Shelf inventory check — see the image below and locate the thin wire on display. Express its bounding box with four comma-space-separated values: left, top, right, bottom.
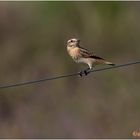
0, 61, 140, 89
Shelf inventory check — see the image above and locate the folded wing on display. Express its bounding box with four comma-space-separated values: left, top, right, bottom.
79, 47, 104, 60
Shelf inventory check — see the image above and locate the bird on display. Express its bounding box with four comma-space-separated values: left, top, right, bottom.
66, 38, 115, 77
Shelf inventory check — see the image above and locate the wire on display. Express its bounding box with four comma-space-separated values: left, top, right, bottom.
0, 61, 140, 89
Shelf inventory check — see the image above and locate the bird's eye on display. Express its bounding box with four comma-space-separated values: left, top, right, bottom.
70, 40, 73, 42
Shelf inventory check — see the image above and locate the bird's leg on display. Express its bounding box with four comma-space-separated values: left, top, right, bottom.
78, 70, 84, 77
83, 67, 91, 76
78, 67, 91, 77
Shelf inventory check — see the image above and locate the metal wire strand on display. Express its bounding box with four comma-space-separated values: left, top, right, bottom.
0, 61, 140, 89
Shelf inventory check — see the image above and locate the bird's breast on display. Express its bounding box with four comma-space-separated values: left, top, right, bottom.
67, 47, 81, 61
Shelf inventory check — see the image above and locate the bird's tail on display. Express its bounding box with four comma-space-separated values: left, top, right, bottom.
104, 61, 115, 66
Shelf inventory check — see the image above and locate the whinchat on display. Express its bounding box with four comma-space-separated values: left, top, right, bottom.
67, 38, 115, 76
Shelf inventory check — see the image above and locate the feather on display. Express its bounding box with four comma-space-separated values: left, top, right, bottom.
79, 46, 104, 60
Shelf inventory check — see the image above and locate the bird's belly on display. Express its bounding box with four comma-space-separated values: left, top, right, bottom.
75, 58, 96, 64
75, 58, 86, 63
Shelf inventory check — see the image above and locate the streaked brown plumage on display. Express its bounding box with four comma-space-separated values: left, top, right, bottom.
67, 38, 115, 76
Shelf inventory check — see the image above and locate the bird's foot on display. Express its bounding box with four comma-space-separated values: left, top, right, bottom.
78, 69, 91, 77
84, 69, 90, 76
78, 70, 84, 77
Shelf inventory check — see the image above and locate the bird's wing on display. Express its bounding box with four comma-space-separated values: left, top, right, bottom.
79, 47, 104, 60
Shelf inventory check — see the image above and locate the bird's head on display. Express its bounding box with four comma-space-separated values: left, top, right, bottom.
67, 38, 80, 48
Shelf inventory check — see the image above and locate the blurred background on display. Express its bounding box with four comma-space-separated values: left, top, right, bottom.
0, 1, 140, 138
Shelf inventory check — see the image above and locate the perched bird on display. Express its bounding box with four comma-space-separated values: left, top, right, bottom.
67, 38, 115, 76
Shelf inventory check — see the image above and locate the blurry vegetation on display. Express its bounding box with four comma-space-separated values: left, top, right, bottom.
0, 1, 140, 138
